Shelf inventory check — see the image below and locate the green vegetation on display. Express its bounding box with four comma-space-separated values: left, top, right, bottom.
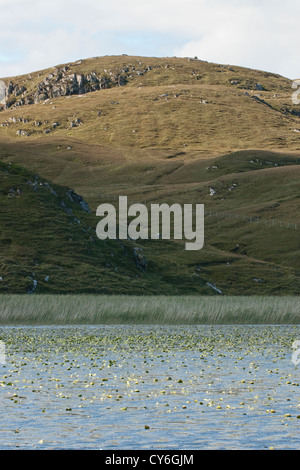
0, 294, 299, 324
0, 161, 162, 295
0, 56, 299, 296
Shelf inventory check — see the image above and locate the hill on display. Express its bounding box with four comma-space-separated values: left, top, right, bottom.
0, 160, 186, 295
0, 55, 299, 295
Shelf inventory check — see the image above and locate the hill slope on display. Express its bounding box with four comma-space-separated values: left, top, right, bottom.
1, 55, 300, 153
0, 55, 299, 295
1, 161, 193, 294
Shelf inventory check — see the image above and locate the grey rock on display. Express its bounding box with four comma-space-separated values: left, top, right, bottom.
206, 282, 222, 294
60, 200, 73, 215
133, 247, 147, 271
66, 189, 91, 213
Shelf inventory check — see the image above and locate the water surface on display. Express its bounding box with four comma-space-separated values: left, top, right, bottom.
0, 325, 299, 449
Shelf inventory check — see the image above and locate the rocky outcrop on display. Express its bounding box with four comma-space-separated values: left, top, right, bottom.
33, 67, 112, 103
66, 189, 91, 213
133, 247, 147, 271
6, 81, 27, 98
25, 175, 91, 214
2, 62, 154, 110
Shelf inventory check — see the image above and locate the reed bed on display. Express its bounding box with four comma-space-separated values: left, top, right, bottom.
0, 294, 299, 325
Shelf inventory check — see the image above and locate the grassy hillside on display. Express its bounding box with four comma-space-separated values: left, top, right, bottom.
1, 160, 195, 295
0, 55, 299, 295
1, 55, 300, 153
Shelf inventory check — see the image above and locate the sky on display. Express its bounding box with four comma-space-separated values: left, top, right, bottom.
0, 0, 300, 79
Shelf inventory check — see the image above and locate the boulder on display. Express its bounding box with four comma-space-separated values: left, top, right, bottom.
133, 247, 147, 271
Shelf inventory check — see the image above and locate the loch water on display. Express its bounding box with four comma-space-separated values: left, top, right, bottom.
0, 324, 299, 450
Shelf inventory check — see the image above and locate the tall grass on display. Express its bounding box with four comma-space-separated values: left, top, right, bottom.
0, 295, 299, 325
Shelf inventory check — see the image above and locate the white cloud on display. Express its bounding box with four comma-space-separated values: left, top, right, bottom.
0, 0, 299, 78
174, 1, 300, 78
